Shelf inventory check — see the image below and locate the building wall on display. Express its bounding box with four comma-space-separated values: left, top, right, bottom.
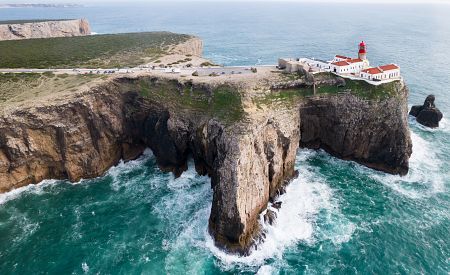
332, 62, 364, 74
360, 69, 400, 81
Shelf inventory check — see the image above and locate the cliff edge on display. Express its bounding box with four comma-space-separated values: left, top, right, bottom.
0, 19, 91, 41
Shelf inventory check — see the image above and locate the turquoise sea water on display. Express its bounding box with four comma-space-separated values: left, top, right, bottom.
0, 2, 449, 274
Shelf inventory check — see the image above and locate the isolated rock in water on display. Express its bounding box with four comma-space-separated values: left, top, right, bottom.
409, 95, 443, 128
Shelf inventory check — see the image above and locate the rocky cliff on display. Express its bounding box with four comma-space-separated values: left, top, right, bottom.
0, 73, 412, 255
0, 19, 91, 41
299, 83, 411, 175
170, 36, 203, 57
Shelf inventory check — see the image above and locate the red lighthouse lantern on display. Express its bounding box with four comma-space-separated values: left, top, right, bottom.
358, 41, 367, 60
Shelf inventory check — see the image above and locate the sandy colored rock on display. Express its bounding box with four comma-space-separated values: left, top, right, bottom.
0, 19, 91, 41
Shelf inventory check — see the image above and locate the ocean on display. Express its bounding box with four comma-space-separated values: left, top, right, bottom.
0, 2, 449, 274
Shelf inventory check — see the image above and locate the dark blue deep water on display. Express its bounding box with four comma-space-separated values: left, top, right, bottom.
0, 2, 449, 274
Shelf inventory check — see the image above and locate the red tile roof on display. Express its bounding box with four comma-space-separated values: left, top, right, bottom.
347, 58, 363, 63
332, 61, 350, 67
379, 64, 399, 71
335, 55, 351, 60
361, 67, 383, 74
362, 64, 399, 75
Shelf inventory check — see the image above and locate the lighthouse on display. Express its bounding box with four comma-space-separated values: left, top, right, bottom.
358, 41, 367, 60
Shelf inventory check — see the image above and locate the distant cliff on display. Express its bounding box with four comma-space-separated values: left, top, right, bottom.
0, 19, 91, 41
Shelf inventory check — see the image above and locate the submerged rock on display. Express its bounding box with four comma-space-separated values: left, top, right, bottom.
264, 209, 277, 225
410, 95, 443, 128
272, 201, 282, 210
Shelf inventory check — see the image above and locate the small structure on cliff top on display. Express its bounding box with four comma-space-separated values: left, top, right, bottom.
278, 41, 401, 83
410, 95, 443, 128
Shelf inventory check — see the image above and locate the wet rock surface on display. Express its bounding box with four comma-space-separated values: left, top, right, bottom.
264, 209, 277, 225
410, 95, 443, 128
299, 81, 412, 176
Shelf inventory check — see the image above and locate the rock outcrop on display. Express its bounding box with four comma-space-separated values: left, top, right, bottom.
0, 19, 91, 41
300, 81, 412, 175
410, 95, 443, 128
170, 37, 203, 57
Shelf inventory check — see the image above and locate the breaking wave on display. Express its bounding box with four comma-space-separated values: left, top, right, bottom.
0, 179, 59, 205
370, 130, 446, 199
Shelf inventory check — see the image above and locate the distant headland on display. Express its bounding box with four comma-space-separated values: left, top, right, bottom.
0, 18, 91, 41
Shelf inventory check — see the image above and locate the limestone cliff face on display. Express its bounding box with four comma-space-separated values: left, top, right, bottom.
0, 19, 91, 41
208, 108, 299, 254
299, 82, 412, 175
170, 37, 203, 57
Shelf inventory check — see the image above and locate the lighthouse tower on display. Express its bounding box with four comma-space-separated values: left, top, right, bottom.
358, 41, 367, 60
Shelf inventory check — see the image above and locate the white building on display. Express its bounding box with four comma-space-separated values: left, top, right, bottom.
332, 55, 352, 62
360, 64, 400, 81
330, 58, 367, 74
278, 41, 401, 82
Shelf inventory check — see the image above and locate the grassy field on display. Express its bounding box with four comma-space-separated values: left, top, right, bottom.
0, 73, 107, 107
0, 32, 191, 69
137, 78, 245, 124
256, 73, 401, 108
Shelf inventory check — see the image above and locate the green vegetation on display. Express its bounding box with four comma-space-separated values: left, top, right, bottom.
313, 72, 400, 99
0, 19, 73, 24
256, 73, 401, 107
200, 61, 218, 67
137, 79, 244, 124
254, 87, 313, 108
0, 73, 105, 106
0, 32, 191, 69
333, 78, 400, 100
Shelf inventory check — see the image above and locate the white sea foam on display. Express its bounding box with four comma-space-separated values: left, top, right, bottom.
0, 149, 155, 204
161, 162, 212, 274
0, 179, 59, 205
370, 131, 446, 198
81, 262, 89, 273
409, 115, 450, 134
107, 148, 154, 191
11, 213, 40, 245
256, 265, 277, 275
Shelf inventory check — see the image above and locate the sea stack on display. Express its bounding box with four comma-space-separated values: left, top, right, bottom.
409, 95, 443, 128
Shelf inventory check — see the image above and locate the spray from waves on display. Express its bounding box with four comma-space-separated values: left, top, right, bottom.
370, 130, 446, 198
0, 179, 60, 205
205, 150, 354, 270
106, 148, 154, 191
409, 115, 450, 134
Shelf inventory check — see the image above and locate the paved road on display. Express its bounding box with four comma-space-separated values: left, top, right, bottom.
0, 65, 277, 76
